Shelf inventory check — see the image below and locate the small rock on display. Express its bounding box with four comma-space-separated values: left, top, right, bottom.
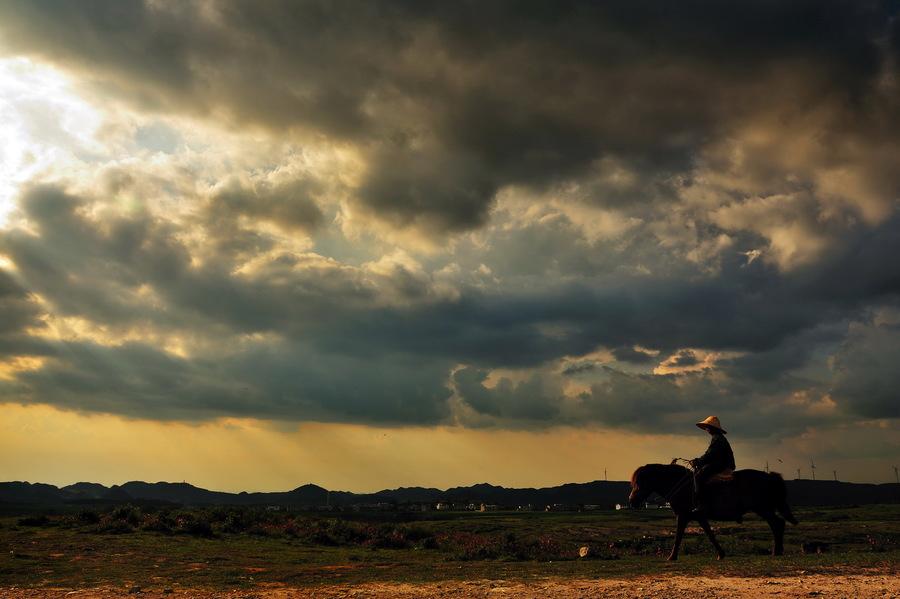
578, 546, 592, 558
128, 586, 142, 594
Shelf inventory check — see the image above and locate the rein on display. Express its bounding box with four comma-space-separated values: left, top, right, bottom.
661, 458, 694, 502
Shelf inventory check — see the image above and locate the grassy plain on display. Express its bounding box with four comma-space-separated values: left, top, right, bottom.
0, 504, 897, 592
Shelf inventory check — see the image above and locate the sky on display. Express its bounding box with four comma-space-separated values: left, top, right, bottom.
0, 1, 898, 492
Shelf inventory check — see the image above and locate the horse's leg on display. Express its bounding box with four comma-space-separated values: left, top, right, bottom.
668, 513, 689, 561
758, 510, 786, 556
697, 517, 725, 560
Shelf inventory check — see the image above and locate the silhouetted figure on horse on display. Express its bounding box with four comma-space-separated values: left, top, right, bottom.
629, 416, 797, 560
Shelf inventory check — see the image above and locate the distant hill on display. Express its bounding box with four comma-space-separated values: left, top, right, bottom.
1, 478, 897, 510
61, 482, 108, 499
780, 480, 900, 507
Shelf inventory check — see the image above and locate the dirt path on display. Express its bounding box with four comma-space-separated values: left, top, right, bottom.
4, 574, 899, 598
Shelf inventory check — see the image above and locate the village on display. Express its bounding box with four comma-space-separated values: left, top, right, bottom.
263, 500, 672, 513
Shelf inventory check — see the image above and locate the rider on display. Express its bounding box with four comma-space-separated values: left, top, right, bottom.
691, 416, 735, 512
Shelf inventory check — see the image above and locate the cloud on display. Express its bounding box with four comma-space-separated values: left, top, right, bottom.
11, 338, 454, 424
830, 317, 900, 419
209, 178, 324, 235
452, 366, 564, 422
0, 270, 40, 336
0, 1, 896, 235
561, 360, 600, 375
1, 178, 899, 432
610, 347, 657, 364
0, 1, 897, 467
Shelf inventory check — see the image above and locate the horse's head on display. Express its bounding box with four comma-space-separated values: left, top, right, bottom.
628, 466, 651, 508
630, 463, 688, 508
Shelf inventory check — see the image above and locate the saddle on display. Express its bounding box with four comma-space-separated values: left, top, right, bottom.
706, 468, 735, 484
697, 468, 741, 521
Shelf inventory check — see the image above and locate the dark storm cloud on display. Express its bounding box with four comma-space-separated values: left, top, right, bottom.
210, 179, 324, 234
451, 362, 835, 438
718, 324, 847, 385
0, 270, 40, 337
13, 338, 453, 424
611, 346, 656, 365
452, 367, 562, 421
668, 349, 699, 367
1, 185, 193, 327
575, 365, 839, 439
830, 321, 900, 419
0, 1, 896, 231
2, 185, 383, 338
4, 180, 900, 426
561, 361, 599, 376
580, 368, 723, 432
358, 147, 498, 232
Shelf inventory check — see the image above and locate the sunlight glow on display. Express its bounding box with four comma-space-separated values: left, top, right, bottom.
0, 57, 105, 225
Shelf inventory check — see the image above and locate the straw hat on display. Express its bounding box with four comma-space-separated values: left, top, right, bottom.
696, 415, 726, 434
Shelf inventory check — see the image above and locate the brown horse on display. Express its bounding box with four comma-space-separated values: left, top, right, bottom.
629, 463, 798, 560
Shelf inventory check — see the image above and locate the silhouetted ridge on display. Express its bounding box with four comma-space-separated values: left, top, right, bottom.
0, 479, 897, 509
61, 482, 108, 499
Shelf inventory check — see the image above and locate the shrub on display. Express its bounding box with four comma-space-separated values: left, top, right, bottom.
77, 509, 100, 524
140, 512, 175, 534
111, 504, 142, 527
367, 525, 410, 549
17, 515, 50, 527
171, 511, 214, 537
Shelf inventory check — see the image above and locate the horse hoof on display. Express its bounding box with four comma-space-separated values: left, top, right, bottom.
717, 553, 725, 561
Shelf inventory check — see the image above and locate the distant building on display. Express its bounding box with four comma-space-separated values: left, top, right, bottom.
479, 503, 499, 512
265, 505, 281, 512
351, 502, 395, 512
545, 503, 576, 512
615, 503, 630, 510
435, 502, 452, 511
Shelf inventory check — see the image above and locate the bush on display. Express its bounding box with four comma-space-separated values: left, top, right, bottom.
140, 512, 175, 534
17, 515, 50, 527
111, 504, 142, 527
78, 509, 100, 525
367, 525, 410, 549
171, 511, 214, 537
186, 517, 214, 537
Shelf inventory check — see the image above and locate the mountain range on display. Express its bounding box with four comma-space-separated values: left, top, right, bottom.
1, 478, 898, 510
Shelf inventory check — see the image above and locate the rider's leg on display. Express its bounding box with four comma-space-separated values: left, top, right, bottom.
693, 466, 710, 511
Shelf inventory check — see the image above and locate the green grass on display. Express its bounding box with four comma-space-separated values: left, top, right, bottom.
1, 504, 897, 590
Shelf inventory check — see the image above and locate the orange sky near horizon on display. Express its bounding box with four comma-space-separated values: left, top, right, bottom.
1, 403, 895, 492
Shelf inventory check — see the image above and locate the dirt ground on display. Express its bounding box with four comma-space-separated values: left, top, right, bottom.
3, 574, 899, 598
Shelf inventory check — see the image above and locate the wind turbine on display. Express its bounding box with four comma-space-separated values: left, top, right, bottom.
810, 459, 816, 481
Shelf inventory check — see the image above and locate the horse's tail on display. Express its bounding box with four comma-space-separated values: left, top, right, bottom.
769, 472, 798, 525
